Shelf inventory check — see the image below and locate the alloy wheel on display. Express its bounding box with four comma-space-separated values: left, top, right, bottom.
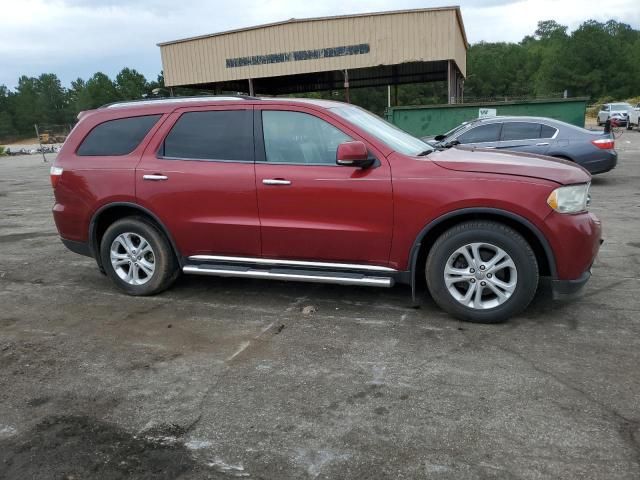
443, 242, 518, 310
110, 232, 156, 285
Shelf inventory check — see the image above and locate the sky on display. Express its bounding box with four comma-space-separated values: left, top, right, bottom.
1, 0, 639, 89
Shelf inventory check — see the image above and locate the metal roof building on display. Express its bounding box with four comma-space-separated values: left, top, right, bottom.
158, 6, 468, 103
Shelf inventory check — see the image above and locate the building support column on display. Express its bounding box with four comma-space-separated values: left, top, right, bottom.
447, 60, 454, 104
343, 70, 350, 104
248, 78, 255, 96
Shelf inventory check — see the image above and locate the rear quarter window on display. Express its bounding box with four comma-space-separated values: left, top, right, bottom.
540, 124, 557, 138
77, 114, 161, 156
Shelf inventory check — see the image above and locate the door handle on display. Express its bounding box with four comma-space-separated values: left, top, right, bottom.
143, 174, 168, 181
262, 179, 291, 186
536, 142, 550, 146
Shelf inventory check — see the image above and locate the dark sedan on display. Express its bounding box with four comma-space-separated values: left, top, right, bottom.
423, 116, 617, 174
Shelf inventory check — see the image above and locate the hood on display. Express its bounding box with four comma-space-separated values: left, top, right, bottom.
431, 146, 591, 185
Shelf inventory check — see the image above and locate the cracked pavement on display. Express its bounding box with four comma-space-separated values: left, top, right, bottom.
1, 129, 639, 479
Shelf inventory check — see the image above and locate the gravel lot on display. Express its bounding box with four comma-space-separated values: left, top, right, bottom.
1, 132, 639, 479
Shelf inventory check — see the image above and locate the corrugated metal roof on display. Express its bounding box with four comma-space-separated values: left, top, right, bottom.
158, 6, 468, 90
158, 6, 468, 48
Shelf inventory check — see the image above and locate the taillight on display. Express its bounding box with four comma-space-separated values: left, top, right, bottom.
592, 138, 615, 150
50, 165, 63, 188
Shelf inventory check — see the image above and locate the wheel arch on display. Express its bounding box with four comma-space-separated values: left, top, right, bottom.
89, 202, 182, 270
408, 208, 557, 304
549, 153, 575, 162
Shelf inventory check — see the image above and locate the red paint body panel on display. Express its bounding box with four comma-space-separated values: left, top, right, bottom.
542, 212, 601, 278
135, 107, 261, 257
434, 146, 592, 185
386, 152, 560, 270
52, 106, 168, 241
256, 162, 393, 264
255, 104, 393, 265
51, 97, 601, 285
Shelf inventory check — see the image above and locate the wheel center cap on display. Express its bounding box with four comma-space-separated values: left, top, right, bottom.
475, 271, 485, 280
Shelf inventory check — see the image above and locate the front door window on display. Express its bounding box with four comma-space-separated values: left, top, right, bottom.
262, 110, 351, 165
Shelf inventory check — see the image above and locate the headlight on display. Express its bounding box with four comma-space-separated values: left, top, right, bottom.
547, 183, 590, 213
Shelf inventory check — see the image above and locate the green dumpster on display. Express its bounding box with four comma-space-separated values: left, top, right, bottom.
385, 98, 588, 138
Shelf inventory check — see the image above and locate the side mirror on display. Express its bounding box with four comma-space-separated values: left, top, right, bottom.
434, 134, 446, 141
336, 141, 372, 168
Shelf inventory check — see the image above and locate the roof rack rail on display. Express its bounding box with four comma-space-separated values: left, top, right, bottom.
99, 94, 260, 109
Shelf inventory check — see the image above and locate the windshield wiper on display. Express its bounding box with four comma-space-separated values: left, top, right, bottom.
417, 149, 434, 156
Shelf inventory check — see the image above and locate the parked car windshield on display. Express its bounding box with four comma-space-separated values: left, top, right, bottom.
330, 105, 432, 156
611, 103, 632, 110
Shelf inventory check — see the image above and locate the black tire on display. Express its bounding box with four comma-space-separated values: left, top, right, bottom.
426, 221, 538, 324
100, 216, 179, 296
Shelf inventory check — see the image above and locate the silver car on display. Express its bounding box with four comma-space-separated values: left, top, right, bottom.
597, 102, 633, 126
424, 116, 617, 175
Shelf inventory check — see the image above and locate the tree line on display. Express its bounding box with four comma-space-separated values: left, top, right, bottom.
0, 69, 166, 141
1, 18, 639, 141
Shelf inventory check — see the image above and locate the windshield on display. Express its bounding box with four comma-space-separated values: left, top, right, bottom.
330, 105, 432, 156
611, 103, 632, 110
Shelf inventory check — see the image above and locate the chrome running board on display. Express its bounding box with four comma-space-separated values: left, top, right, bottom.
183, 265, 394, 288
188, 255, 396, 273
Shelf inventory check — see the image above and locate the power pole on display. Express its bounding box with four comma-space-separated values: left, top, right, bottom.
34, 124, 47, 163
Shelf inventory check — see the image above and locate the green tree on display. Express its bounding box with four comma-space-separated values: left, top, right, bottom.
76, 72, 119, 110
115, 68, 148, 100
535, 20, 568, 40
35, 73, 67, 125
12, 76, 39, 133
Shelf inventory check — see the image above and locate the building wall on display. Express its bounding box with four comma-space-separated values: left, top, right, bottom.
160, 8, 467, 87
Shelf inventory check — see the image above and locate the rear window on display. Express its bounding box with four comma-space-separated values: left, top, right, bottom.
162, 110, 253, 161
77, 115, 161, 156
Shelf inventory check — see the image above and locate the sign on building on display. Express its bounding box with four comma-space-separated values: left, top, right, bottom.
478, 108, 497, 118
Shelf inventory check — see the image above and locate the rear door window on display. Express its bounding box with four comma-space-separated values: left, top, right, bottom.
77, 115, 161, 156
501, 122, 542, 141
457, 123, 502, 144
163, 110, 253, 161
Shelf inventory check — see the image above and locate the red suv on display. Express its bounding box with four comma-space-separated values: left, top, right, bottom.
51, 97, 601, 323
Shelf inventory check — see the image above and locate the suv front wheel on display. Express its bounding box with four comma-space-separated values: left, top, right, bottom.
100, 217, 179, 296
426, 221, 539, 323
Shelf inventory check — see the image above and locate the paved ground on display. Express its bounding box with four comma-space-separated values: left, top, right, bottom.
0, 132, 639, 479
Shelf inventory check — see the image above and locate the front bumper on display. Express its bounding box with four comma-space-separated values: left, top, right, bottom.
544, 210, 601, 289
551, 270, 591, 298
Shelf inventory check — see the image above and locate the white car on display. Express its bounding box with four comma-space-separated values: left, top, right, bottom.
627, 103, 640, 130
597, 102, 633, 126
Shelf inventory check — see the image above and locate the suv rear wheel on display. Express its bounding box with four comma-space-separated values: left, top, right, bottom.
100, 217, 179, 296
426, 221, 538, 323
